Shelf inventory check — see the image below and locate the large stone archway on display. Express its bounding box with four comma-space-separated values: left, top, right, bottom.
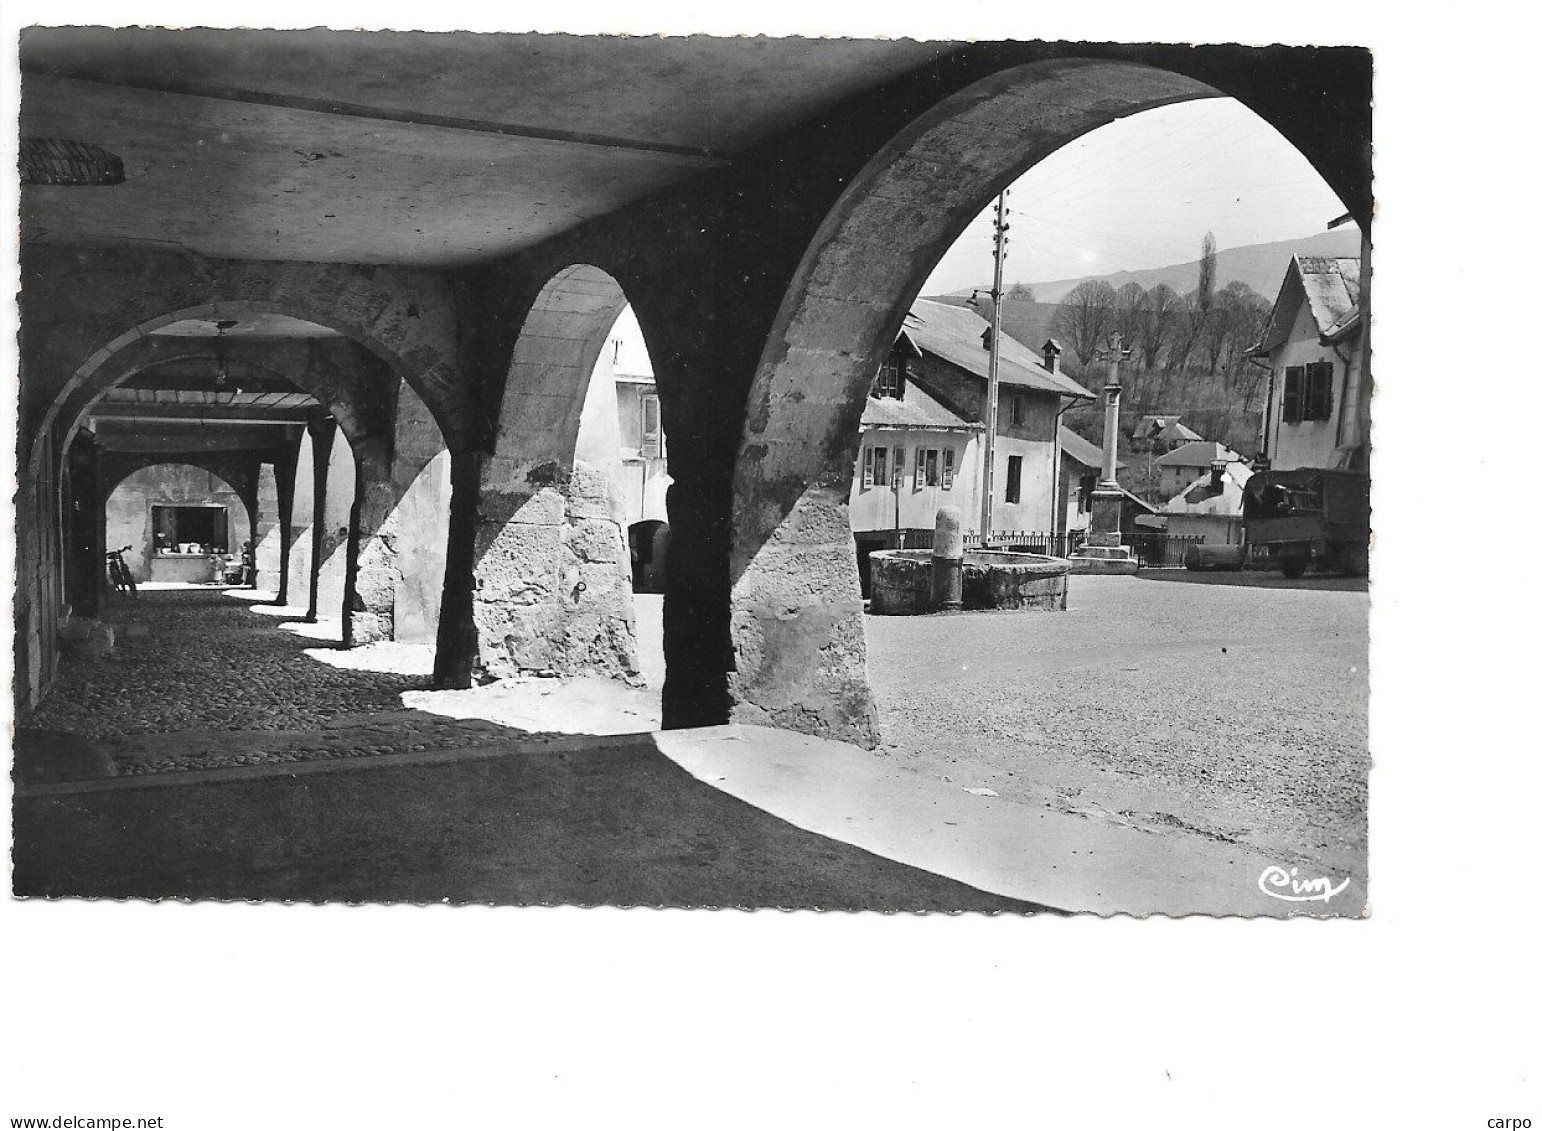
470, 264, 643, 682
726, 58, 1336, 746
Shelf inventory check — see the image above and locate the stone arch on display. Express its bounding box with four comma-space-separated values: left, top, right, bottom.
37, 302, 455, 651
471, 264, 647, 682
102, 461, 254, 582
728, 58, 1294, 745
32, 299, 413, 482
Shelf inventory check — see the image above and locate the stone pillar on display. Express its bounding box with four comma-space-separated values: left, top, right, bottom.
930, 505, 964, 611
1067, 337, 1139, 575
254, 461, 282, 591
288, 427, 320, 619
471, 455, 641, 682
345, 460, 399, 647
314, 426, 353, 624
432, 446, 481, 689
272, 438, 300, 606
64, 434, 104, 617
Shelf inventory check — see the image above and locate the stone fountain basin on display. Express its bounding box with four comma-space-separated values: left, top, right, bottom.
869, 549, 1070, 615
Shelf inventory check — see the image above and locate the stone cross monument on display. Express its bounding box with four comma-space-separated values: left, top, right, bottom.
1067, 332, 1140, 574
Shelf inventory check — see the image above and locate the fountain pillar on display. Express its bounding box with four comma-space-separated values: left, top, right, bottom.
930, 506, 964, 611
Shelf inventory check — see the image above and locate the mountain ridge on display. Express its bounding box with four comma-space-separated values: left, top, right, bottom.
937, 229, 1362, 305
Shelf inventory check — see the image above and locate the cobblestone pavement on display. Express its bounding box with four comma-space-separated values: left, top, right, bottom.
25, 589, 556, 776
865, 571, 1369, 875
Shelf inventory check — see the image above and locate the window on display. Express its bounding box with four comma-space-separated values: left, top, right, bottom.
1282, 366, 1303, 423
861, 445, 889, 490
1282, 362, 1333, 424
941, 448, 955, 489
641, 394, 664, 457
874, 355, 905, 399
892, 446, 904, 488
152, 505, 229, 553
1078, 473, 1096, 513
913, 446, 941, 489
1004, 455, 1023, 504
1010, 393, 1026, 426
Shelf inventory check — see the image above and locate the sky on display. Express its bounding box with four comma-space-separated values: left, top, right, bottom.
923, 96, 1356, 295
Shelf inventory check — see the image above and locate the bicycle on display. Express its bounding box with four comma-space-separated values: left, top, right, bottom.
106, 545, 138, 598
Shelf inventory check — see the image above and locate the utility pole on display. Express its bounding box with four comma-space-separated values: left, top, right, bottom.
978, 191, 1009, 543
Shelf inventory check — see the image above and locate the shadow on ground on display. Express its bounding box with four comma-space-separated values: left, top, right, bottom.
1134, 569, 1368, 593
13, 739, 1047, 912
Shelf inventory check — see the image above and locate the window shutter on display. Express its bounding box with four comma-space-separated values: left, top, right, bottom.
1282, 367, 1303, 424
861, 447, 874, 489
915, 446, 926, 490
942, 448, 955, 489
1311, 362, 1334, 420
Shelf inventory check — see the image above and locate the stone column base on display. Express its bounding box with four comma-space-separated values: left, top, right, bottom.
1066, 543, 1140, 575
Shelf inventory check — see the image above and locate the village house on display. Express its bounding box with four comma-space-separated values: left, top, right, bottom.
1246, 254, 1367, 473
1153, 439, 1245, 498
1159, 458, 1254, 548
1134, 414, 1203, 452
849, 300, 1093, 586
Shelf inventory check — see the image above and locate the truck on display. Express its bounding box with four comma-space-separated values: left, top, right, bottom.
1241, 468, 1370, 579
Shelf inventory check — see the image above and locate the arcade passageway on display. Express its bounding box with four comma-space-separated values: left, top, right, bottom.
23, 587, 508, 776
16, 586, 1049, 910
15, 30, 1372, 759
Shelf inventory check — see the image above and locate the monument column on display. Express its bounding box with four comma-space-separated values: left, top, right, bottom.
1068, 332, 1140, 575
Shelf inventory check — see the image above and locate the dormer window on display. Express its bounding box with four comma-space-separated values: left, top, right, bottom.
980, 326, 994, 352
874, 354, 905, 399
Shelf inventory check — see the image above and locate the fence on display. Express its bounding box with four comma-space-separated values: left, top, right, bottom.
866, 527, 1216, 566
961, 530, 1086, 559
1129, 530, 1206, 567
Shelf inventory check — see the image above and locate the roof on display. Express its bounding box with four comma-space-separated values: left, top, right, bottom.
1058, 425, 1126, 470
1161, 461, 1255, 517
901, 300, 1095, 400
1135, 415, 1203, 444
1154, 440, 1243, 468
860, 380, 980, 432
1114, 485, 1159, 514
1249, 255, 1362, 355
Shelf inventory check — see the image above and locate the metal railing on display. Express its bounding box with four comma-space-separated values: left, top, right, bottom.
961, 530, 1086, 559
1130, 531, 1207, 566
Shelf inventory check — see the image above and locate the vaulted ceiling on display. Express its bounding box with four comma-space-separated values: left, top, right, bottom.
21, 28, 953, 267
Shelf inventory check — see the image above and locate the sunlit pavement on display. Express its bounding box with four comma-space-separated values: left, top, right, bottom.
15, 576, 1366, 915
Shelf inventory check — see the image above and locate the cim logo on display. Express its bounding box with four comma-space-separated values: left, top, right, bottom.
1257, 864, 1350, 904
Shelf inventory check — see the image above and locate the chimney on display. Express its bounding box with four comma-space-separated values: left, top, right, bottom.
1042, 338, 1062, 374
1210, 459, 1228, 492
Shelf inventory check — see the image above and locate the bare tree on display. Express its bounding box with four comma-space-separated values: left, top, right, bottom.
1113, 282, 1149, 357
1141, 283, 1182, 372
1196, 280, 1271, 376
1007, 282, 1036, 302
1052, 279, 1118, 367
1163, 291, 1199, 374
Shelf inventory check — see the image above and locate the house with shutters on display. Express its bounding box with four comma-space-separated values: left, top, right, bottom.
848, 299, 1094, 587
1247, 254, 1367, 473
